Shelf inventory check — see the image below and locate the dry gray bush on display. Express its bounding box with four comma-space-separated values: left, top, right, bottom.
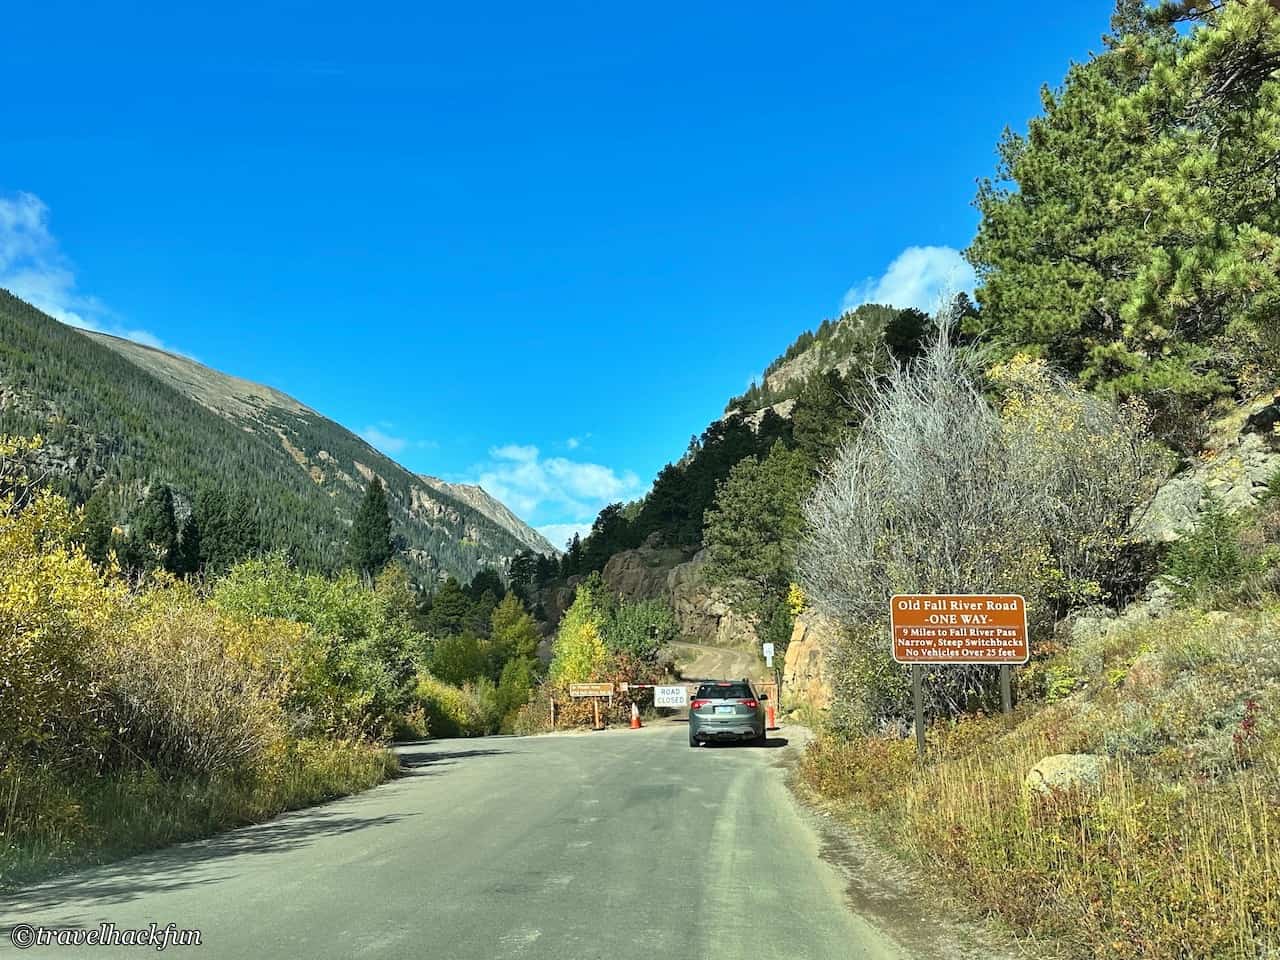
798, 318, 1161, 727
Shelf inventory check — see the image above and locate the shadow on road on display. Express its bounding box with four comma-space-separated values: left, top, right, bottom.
9, 808, 417, 919
395, 746, 510, 774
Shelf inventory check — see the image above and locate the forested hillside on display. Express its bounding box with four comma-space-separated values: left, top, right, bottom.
519, 300, 938, 653
0, 291, 552, 583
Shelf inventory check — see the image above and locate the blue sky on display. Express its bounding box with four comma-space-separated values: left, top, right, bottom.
1, 0, 1116, 547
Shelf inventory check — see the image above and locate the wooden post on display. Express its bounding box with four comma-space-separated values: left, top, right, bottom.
550, 698, 556, 729
1000, 664, 1012, 715
912, 664, 926, 761
593, 698, 602, 731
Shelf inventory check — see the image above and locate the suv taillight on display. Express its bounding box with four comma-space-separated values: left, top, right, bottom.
690, 699, 710, 710
740, 699, 758, 709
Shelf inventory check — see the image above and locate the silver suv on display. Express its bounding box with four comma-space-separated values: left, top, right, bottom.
688, 680, 766, 747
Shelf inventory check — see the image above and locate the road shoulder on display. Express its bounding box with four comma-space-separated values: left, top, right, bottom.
778, 726, 1044, 960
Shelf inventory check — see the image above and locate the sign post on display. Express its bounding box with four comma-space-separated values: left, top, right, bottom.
762, 642, 775, 668
911, 665, 925, 760
569, 682, 615, 732
891, 594, 1029, 759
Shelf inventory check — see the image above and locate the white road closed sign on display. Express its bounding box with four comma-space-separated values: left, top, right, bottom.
653, 685, 688, 708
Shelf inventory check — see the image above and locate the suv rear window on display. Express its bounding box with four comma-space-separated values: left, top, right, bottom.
695, 682, 752, 700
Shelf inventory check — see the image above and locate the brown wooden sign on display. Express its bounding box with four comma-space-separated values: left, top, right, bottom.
890, 594, 1028, 665
568, 682, 614, 698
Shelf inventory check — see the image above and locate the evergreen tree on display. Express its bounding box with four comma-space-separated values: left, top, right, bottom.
791, 370, 855, 468
703, 443, 813, 634
560, 533, 584, 577
347, 477, 394, 577
134, 483, 179, 572
467, 567, 505, 602
197, 487, 261, 574
423, 576, 472, 638
81, 486, 115, 566
968, 2, 1280, 441
508, 550, 537, 589
533, 552, 557, 587
582, 502, 635, 572
882, 308, 931, 364
175, 512, 201, 576
755, 407, 792, 449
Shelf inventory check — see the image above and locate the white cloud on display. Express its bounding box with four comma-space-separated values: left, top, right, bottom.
536, 521, 594, 551
360, 425, 408, 455
565, 436, 580, 450
842, 245, 976, 314
492, 443, 540, 463
0, 190, 182, 354
467, 443, 642, 527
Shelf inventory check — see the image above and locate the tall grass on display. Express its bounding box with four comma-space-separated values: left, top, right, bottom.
0, 739, 397, 889
802, 729, 1279, 958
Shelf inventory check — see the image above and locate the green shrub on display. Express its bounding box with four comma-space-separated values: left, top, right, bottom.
411, 674, 490, 738
212, 554, 418, 737
429, 633, 488, 687
495, 658, 535, 728
601, 597, 676, 662
1162, 498, 1249, 603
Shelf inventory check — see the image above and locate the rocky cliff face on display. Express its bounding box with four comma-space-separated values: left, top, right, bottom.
667, 551, 758, 650
601, 540, 687, 602
1133, 393, 1280, 543
594, 541, 760, 650
781, 612, 837, 715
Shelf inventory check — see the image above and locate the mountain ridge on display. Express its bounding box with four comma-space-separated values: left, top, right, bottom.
0, 290, 553, 582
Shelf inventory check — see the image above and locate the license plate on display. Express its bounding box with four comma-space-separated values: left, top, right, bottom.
714, 705, 734, 714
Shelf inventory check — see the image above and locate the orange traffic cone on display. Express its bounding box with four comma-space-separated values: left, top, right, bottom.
630, 702, 642, 729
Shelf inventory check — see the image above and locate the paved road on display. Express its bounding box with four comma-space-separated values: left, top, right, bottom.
2, 723, 909, 960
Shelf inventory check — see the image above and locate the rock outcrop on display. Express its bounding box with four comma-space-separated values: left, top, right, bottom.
781, 612, 837, 714
1133, 393, 1280, 544
1025, 754, 1109, 798
602, 540, 688, 603
667, 551, 758, 649
1065, 580, 1175, 646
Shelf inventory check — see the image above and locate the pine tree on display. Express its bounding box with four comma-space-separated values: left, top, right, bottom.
176, 512, 201, 576
81, 486, 115, 566
533, 553, 557, 587
968, 2, 1280, 441
197, 487, 260, 574
791, 370, 854, 468
347, 478, 394, 577
423, 577, 472, 638
703, 442, 813, 634
134, 483, 179, 572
